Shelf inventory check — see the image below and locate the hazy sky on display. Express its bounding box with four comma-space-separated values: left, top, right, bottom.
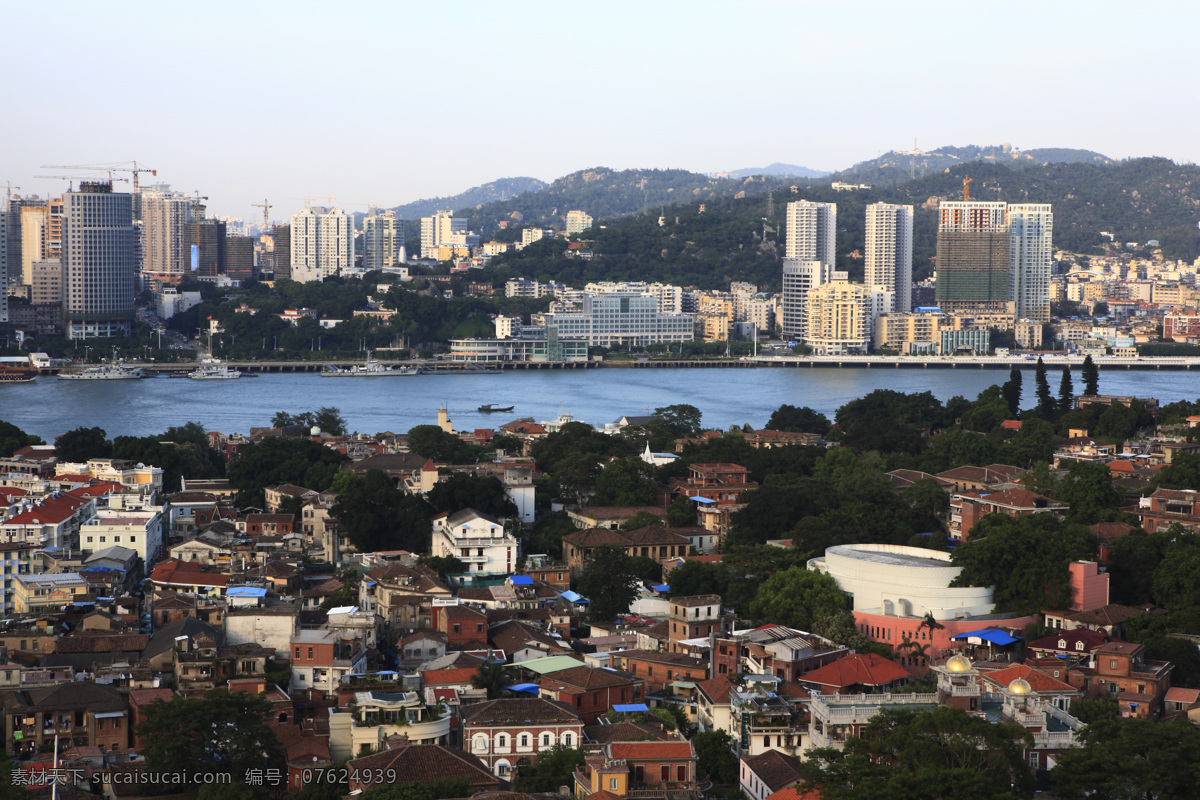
6, 1, 1197, 220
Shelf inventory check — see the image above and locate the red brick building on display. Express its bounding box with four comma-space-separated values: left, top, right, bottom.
538, 665, 641, 723
434, 603, 489, 648
462, 697, 584, 777
950, 487, 1065, 540
1138, 488, 1200, 533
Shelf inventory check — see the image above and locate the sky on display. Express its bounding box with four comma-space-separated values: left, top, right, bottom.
5, 0, 1198, 221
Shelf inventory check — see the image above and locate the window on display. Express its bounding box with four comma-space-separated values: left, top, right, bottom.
1058, 639, 1067, 649
609, 779, 618, 790
541, 733, 551, 747
1110, 660, 1118, 669
661, 766, 670, 782
308, 647, 313, 659
677, 765, 686, 782
562, 733, 573, 746
453, 624, 461, 634
1029, 752, 1039, 769
520, 735, 529, 747
1076, 642, 1085, 651
496, 735, 507, 747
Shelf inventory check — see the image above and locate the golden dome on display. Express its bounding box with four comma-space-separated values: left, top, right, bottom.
945, 654, 973, 673
1008, 678, 1033, 695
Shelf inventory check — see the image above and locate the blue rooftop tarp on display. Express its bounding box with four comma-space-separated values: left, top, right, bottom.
951, 629, 1021, 646
652, 584, 670, 592
509, 575, 534, 586
612, 703, 649, 713
689, 496, 716, 504
226, 586, 267, 598
561, 590, 589, 604
506, 683, 540, 694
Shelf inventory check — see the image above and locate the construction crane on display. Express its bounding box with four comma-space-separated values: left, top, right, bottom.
962, 175, 973, 202
4, 182, 18, 211
35, 174, 130, 190
251, 198, 272, 231
40, 162, 156, 195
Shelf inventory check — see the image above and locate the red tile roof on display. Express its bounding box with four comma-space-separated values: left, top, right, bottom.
981, 664, 1076, 694
2, 494, 88, 526
609, 741, 694, 760
421, 668, 479, 686
800, 653, 909, 690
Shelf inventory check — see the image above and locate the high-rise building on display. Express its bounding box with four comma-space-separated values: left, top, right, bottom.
138, 186, 192, 277
785, 200, 836, 265
31, 259, 63, 306
541, 293, 694, 347
19, 204, 49, 288
781, 259, 828, 342
1009, 204, 1053, 323
290, 207, 353, 283
62, 182, 136, 339
565, 210, 593, 235
185, 219, 226, 277
935, 201, 1010, 315
362, 209, 404, 271
865, 202, 914, 313
805, 274, 893, 355
225, 235, 255, 281
0, 209, 7, 324
271, 224, 291, 280
419, 210, 476, 259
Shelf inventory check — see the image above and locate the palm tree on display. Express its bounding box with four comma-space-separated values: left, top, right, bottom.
917, 612, 946, 659
897, 634, 932, 671
470, 660, 509, 700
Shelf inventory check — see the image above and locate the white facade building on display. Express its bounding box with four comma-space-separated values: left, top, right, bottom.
362, 209, 404, 271
865, 202, 914, 313
565, 210, 593, 235
290, 206, 353, 283
420, 210, 474, 258
138, 186, 192, 276
542, 293, 694, 347
432, 508, 517, 574
521, 228, 552, 246
79, 506, 165, 567
63, 183, 136, 339
1009, 204, 1054, 323
784, 200, 836, 264
781, 259, 828, 342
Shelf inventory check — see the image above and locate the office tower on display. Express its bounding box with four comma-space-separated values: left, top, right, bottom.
225, 236, 255, 281
565, 210, 593, 235
363, 209, 404, 271
1009, 204, 1053, 323
185, 219, 227, 276
62, 182, 135, 339
420, 210, 474, 259
290, 206, 353, 283
935, 201, 1010, 314
785, 200, 836, 265
781, 259, 829, 341
865, 202, 914, 312
138, 186, 192, 276
271, 224, 291, 280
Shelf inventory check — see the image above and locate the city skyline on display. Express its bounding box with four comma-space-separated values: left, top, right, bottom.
4, 1, 1199, 220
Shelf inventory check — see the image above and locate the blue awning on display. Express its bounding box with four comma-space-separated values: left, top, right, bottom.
561, 590, 588, 603
689, 496, 716, 504
951, 629, 1021, 646
652, 584, 670, 592
509, 575, 534, 586
506, 683, 540, 694
612, 703, 649, 713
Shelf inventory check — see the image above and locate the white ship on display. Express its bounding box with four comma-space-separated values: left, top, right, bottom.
187, 358, 241, 380
320, 353, 418, 377
58, 349, 144, 381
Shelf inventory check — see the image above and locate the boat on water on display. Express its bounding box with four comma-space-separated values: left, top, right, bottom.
58, 349, 144, 381
478, 403, 515, 413
0, 366, 37, 383
187, 358, 241, 380
421, 363, 503, 375
321, 354, 419, 377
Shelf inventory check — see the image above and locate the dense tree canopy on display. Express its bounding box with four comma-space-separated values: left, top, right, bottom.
54, 426, 112, 462
0, 420, 42, 458
227, 437, 345, 506
592, 457, 658, 507
332, 469, 433, 552
425, 473, 517, 519
576, 545, 642, 622
747, 567, 847, 631
765, 404, 831, 434
1051, 717, 1200, 800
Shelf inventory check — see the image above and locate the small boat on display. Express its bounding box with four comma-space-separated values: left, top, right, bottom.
58, 348, 144, 381
321, 354, 419, 377
188, 358, 241, 380
478, 404, 514, 413
0, 366, 37, 383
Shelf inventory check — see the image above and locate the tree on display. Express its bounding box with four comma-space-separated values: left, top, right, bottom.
135, 689, 282, 788
1053, 460, 1124, 523
1000, 368, 1023, 417
1034, 357, 1054, 420
810, 609, 872, 652
692, 730, 739, 784
1153, 451, 1200, 491
801, 706, 1034, 800
0, 420, 42, 458
406, 425, 480, 463
1051, 717, 1200, 800
1081, 353, 1100, 396
332, 470, 432, 552
425, 473, 517, 518
228, 437, 345, 506
666, 559, 729, 598
470, 660, 510, 700
360, 779, 472, 800
576, 545, 641, 621
54, 426, 111, 462
651, 404, 703, 439
835, 389, 948, 455
1057, 366, 1074, 414
313, 406, 348, 436
666, 494, 697, 527
765, 404, 831, 434
1066, 698, 1118, 724
593, 457, 658, 507
619, 511, 666, 531
417, 554, 467, 582
747, 567, 847, 631
512, 745, 586, 792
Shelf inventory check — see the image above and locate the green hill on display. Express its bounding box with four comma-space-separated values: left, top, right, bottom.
831, 144, 1114, 187
392, 176, 548, 221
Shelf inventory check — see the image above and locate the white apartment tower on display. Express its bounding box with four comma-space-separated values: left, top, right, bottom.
138, 186, 192, 276
784, 200, 836, 265
290, 206, 354, 283
565, 210, 593, 235
864, 202, 914, 313
1008, 204, 1053, 323
781, 259, 828, 341
420, 210, 469, 259
362, 209, 404, 271
63, 182, 136, 339
0, 209, 7, 323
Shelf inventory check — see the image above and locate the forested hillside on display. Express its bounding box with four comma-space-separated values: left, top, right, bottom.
832, 144, 1115, 186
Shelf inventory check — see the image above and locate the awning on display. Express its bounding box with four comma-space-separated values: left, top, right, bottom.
951, 629, 1021, 646
612, 703, 649, 713
509, 575, 534, 586
689, 496, 716, 504
506, 683, 540, 694
561, 590, 588, 603
652, 584, 670, 592
670, 681, 696, 689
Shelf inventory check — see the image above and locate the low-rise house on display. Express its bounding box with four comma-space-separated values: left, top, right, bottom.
147, 558, 230, 596
574, 739, 698, 797
567, 506, 666, 531
359, 563, 451, 632
489, 620, 569, 663
669, 463, 758, 506
0, 492, 93, 549
934, 464, 1023, 493
80, 507, 165, 567
1138, 488, 1200, 533
463, 696, 583, 777
1027, 629, 1113, 666
613, 650, 708, 694
328, 688, 451, 761
744, 430, 823, 449
264, 483, 319, 512
740, 750, 802, 800
345, 740, 501, 795
431, 508, 517, 575
798, 653, 910, 695
1073, 641, 1173, 719
562, 527, 691, 578
290, 629, 367, 697
12, 573, 89, 613
435, 603, 490, 649
539, 665, 642, 724
3, 682, 129, 757
950, 487, 1066, 540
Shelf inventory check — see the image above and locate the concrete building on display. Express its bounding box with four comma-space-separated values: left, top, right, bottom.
784, 200, 836, 264
521, 228, 552, 246
363, 208, 404, 271
271, 224, 291, 280
865, 202, 914, 313
804, 275, 891, 355
565, 210, 593, 235
290, 207, 353, 282
431, 508, 517, 574
62, 182, 136, 339
184, 218, 226, 277
1009, 204, 1054, 323
542, 293, 693, 347
935, 201, 1011, 315
30, 259, 63, 306
138, 186, 192, 276
874, 309, 943, 354
19, 203, 49, 288
0, 208, 7, 324
225, 235, 255, 281
420, 210, 475, 259
780, 260, 828, 342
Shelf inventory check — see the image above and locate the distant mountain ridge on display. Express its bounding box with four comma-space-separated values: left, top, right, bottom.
831, 144, 1115, 186
391, 176, 548, 220
717, 162, 829, 179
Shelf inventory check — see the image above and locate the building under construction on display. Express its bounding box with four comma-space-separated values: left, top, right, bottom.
935, 201, 1011, 315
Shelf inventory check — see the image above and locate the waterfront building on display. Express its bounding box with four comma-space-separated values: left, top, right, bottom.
865, 202, 914, 313
138, 185, 192, 277
781, 259, 828, 342
271, 224, 291, 280
290, 206, 353, 282
63, 182, 136, 339
1009, 204, 1054, 323
225, 235, 255, 281
935, 201, 1010, 315
0, 209, 7, 324
565, 210, 593, 235
784, 200, 836, 264
873, 309, 943, 354
804, 275, 891, 355
449, 331, 589, 363
542, 292, 693, 347
363, 208, 404, 271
